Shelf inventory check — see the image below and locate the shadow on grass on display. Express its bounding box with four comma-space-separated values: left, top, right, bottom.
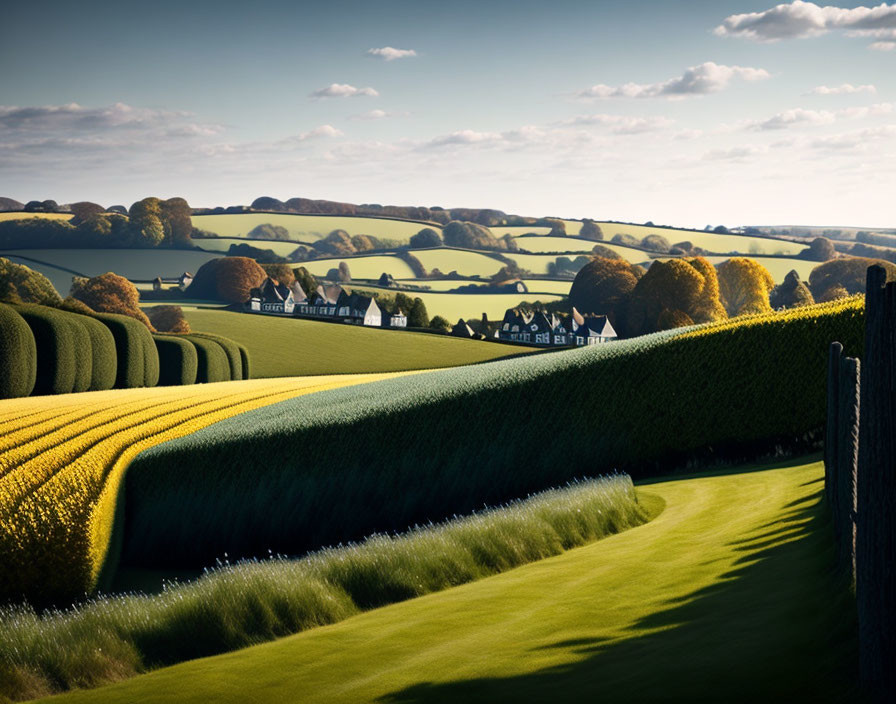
379, 489, 860, 704
635, 453, 823, 487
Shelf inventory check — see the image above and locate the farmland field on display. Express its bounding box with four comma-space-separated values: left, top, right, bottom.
193, 213, 436, 243
489, 226, 553, 237
344, 285, 565, 320
0, 373, 416, 604
595, 222, 807, 256
412, 248, 507, 277
0, 249, 220, 282
0, 254, 80, 296
47, 458, 857, 704
392, 278, 573, 295
300, 254, 417, 279
0, 212, 73, 223
191, 237, 309, 257
184, 308, 539, 376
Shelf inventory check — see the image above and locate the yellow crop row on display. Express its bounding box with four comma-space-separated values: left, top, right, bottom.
0, 373, 419, 603
678, 296, 864, 340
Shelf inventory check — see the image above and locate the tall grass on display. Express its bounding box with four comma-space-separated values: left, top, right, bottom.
0, 475, 647, 702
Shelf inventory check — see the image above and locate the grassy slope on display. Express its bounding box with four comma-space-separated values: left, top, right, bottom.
193, 214, 434, 242
595, 222, 808, 256
0, 249, 220, 281
47, 459, 857, 703
183, 308, 539, 377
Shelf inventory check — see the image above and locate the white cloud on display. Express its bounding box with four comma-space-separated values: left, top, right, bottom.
428, 129, 504, 147
808, 83, 877, 95
703, 145, 767, 161
348, 109, 408, 121
715, 1, 896, 49
0, 102, 193, 131
309, 83, 379, 99
810, 124, 896, 150
558, 113, 674, 133
870, 40, 896, 50
294, 124, 343, 141
743, 102, 893, 130
576, 62, 770, 100
366, 47, 417, 61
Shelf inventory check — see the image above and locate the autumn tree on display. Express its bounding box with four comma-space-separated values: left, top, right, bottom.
716, 257, 776, 316
69, 201, 105, 225
248, 223, 290, 240
410, 228, 442, 248
800, 237, 836, 262
261, 263, 296, 286
808, 257, 896, 301
337, 261, 352, 282
70, 272, 154, 329
187, 257, 267, 304
769, 270, 815, 310
351, 235, 376, 252
146, 305, 191, 333
685, 257, 727, 324
626, 259, 706, 336
442, 221, 500, 249
0, 257, 61, 304
313, 230, 355, 256
160, 197, 193, 247
569, 257, 640, 331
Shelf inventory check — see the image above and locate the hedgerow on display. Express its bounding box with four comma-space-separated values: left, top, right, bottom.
75, 314, 118, 392
153, 335, 198, 387
237, 342, 251, 380
122, 297, 864, 569
188, 332, 243, 380
92, 312, 156, 389
11, 304, 79, 396
0, 304, 36, 399
181, 334, 231, 383
0, 475, 647, 701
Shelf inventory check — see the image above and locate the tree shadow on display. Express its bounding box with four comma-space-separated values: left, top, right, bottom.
379, 490, 860, 703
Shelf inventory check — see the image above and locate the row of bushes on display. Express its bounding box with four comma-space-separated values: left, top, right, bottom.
119, 297, 864, 570
0, 302, 248, 398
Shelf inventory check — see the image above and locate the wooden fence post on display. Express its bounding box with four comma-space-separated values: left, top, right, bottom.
825, 341, 843, 507
836, 355, 859, 581
856, 265, 896, 700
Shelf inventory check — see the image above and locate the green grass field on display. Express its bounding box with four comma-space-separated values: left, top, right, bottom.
47, 458, 857, 703
301, 254, 417, 279
344, 285, 565, 320
193, 213, 435, 243
595, 222, 807, 256
191, 237, 309, 257
0, 212, 73, 223
412, 248, 507, 277
183, 308, 538, 376
0, 249, 220, 282
489, 226, 553, 237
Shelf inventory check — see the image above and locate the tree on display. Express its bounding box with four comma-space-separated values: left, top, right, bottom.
442, 221, 500, 249
640, 234, 671, 253
146, 305, 191, 333
713, 225, 730, 234
800, 237, 836, 262
769, 270, 815, 310
626, 259, 706, 336
70, 272, 154, 329
293, 267, 318, 298
337, 261, 352, 282
0, 257, 61, 304
569, 257, 640, 331
579, 219, 603, 240
128, 197, 164, 247
818, 284, 849, 302
351, 235, 376, 252
808, 257, 896, 300
611, 233, 640, 248
251, 196, 286, 211
69, 201, 105, 225
160, 197, 193, 247
716, 258, 776, 317
187, 257, 267, 304
261, 263, 296, 286
410, 228, 442, 248
408, 298, 429, 327
429, 315, 451, 333
685, 257, 727, 324
248, 223, 290, 241
544, 218, 566, 236
313, 230, 355, 256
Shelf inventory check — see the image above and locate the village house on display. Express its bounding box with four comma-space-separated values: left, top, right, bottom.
178, 272, 193, 291
451, 319, 476, 338
248, 277, 295, 314
497, 307, 616, 346
382, 308, 408, 328
337, 291, 382, 327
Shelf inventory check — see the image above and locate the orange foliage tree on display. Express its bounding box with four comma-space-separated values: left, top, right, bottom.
70, 272, 154, 329
717, 258, 776, 317
187, 257, 267, 304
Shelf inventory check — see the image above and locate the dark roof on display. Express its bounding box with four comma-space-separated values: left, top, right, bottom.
580, 315, 616, 337
451, 319, 475, 337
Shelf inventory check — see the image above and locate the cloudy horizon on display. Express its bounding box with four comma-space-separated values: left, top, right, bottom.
1, 0, 893, 228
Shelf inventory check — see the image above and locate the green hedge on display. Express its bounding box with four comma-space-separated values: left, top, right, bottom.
180, 334, 231, 383
12, 304, 79, 395
237, 343, 251, 380
187, 332, 243, 380
67, 312, 93, 394
153, 335, 199, 387
75, 314, 118, 391
92, 312, 158, 389
121, 300, 864, 568
0, 302, 37, 399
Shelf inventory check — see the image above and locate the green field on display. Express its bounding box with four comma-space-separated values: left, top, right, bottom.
49, 458, 856, 703
301, 254, 417, 279
193, 213, 435, 243
184, 308, 538, 376
412, 248, 507, 277
595, 222, 807, 256
0, 212, 73, 223
0, 249, 219, 282
192, 237, 309, 257
392, 279, 574, 296
489, 226, 553, 237
0, 254, 79, 296
513, 236, 616, 254
345, 285, 565, 320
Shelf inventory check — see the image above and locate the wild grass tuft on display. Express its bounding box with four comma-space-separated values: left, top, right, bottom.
0, 474, 646, 702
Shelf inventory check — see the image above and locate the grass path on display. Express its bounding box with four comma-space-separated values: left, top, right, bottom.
43, 458, 858, 703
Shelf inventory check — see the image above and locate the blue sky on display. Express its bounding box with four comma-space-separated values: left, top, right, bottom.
1, 1, 894, 226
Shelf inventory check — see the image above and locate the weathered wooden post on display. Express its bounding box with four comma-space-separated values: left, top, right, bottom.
825, 341, 842, 507
856, 265, 896, 700
836, 355, 859, 581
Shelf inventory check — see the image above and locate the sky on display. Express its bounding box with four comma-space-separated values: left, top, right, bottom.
0, 0, 894, 227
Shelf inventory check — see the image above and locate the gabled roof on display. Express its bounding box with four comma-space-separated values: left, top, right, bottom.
581, 315, 616, 338
528, 311, 553, 333
451, 319, 475, 337
316, 284, 343, 304
260, 277, 291, 302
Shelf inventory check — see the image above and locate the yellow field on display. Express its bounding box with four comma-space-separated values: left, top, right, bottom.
301, 255, 417, 279
192, 237, 308, 257
489, 226, 553, 237
595, 222, 807, 256
413, 249, 507, 277
0, 373, 416, 602
193, 214, 435, 243
0, 212, 73, 223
